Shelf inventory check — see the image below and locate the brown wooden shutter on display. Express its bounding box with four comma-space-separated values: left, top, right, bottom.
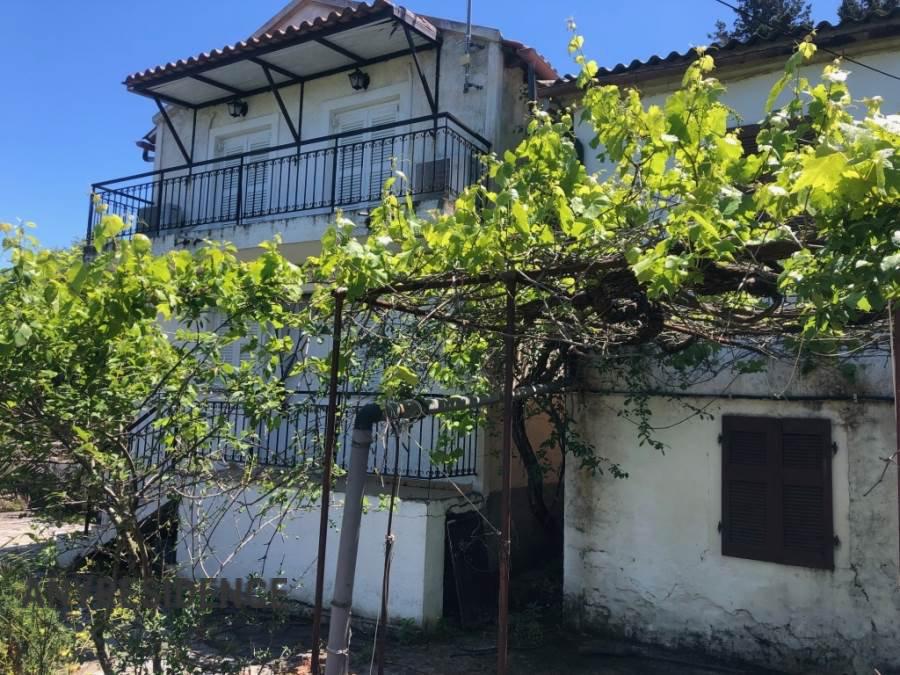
780, 418, 833, 569
722, 416, 833, 569
722, 416, 780, 563
733, 123, 760, 156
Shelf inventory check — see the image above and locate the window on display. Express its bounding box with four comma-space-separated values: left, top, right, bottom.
213, 128, 272, 220
721, 416, 834, 570
731, 123, 761, 156
332, 100, 400, 204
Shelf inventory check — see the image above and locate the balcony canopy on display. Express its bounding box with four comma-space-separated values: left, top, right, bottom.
124, 0, 439, 109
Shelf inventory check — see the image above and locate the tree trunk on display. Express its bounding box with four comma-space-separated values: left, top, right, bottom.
511, 399, 560, 545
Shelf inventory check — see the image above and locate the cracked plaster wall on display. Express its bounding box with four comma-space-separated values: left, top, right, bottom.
564, 388, 900, 673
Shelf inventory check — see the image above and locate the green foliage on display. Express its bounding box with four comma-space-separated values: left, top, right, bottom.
0, 561, 79, 674
0, 223, 325, 673
838, 0, 899, 22
306, 36, 899, 500
710, 0, 812, 43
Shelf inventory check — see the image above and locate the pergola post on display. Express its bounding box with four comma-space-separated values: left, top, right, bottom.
318, 380, 567, 672
311, 289, 346, 675
498, 273, 517, 675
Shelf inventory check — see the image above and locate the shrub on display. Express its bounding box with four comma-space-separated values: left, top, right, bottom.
0, 562, 77, 675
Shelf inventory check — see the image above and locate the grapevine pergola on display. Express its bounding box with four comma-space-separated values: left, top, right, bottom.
304, 38, 900, 675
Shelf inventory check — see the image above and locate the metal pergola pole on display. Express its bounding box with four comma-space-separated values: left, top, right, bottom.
311, 288, 346, 675
375, 429, 402, 675
498, 273, 517, 675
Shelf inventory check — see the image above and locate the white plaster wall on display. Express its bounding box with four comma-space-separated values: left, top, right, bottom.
565, 392, 900, 673
585, 350, 895, 401
177, 482, 465, 625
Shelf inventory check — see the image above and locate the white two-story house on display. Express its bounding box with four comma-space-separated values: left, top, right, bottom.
86, 0, 558, 627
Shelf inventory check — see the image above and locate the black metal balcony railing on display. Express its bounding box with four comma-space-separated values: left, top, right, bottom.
87, 114, 490, 241
128, 392, 478, 480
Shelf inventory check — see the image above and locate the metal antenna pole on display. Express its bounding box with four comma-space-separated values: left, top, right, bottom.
463, 0, 482, 93
498, 273, 516, 675
465, 0, 473, 53
311, 288, 346, 675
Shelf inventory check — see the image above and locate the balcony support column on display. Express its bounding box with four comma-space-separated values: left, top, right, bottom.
189, 109, 198, 172
434, 39, 441, 123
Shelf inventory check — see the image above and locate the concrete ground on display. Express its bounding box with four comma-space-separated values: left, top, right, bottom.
73, 643, 768, 675
0, 514, 768, 674
68, 609, 775, 674
0, 510, 81, 555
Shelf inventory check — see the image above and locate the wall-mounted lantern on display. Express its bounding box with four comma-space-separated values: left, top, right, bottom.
348, 68, 370, 91
227, 99, 249, 118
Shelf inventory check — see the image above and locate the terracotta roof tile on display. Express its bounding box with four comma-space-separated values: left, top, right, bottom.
541, 6, 900, 97
125, 0, 411, 88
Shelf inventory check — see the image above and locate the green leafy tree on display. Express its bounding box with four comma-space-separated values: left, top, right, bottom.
838, 0, 900, 21
710, 0, 812, 42
0, 219, 325, 674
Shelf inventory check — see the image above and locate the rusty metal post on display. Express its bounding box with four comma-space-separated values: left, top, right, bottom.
311, 289, 346, 675
376, 429, 402, 675
498, 273, 516, 675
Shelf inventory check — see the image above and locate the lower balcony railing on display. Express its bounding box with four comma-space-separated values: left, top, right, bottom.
87, 114, 489, 241
128, 391, 478, 480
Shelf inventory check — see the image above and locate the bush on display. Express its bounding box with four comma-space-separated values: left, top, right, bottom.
0, 562, 77, 674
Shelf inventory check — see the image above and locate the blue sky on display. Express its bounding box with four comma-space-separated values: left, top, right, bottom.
0, 0, 842, 249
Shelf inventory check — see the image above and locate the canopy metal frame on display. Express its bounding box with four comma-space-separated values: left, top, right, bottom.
134, 6, 443, 170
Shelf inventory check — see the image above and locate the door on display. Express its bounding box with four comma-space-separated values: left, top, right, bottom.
332, 101, 400, 205
213, 128, 271, 221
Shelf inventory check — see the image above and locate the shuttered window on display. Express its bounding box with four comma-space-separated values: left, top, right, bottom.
721, 416, 833, 570
731, 123, 761, 156
214, 128, 271, 220
332, 101, 400, 204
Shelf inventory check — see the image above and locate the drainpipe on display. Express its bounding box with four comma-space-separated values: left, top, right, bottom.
325, 403, 383, 675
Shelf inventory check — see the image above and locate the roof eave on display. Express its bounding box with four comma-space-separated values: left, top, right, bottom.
124, 0, 438, 99
541, 9, 900, 99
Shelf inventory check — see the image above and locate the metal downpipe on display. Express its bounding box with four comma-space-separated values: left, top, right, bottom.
324, 403, 383, 675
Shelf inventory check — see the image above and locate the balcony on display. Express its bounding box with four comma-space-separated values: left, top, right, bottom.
87, 114, 489, 242
128, 391, 478, 480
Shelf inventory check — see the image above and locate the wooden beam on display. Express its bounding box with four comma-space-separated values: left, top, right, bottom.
248, 56, 303, 81
178, 44, 435, 110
